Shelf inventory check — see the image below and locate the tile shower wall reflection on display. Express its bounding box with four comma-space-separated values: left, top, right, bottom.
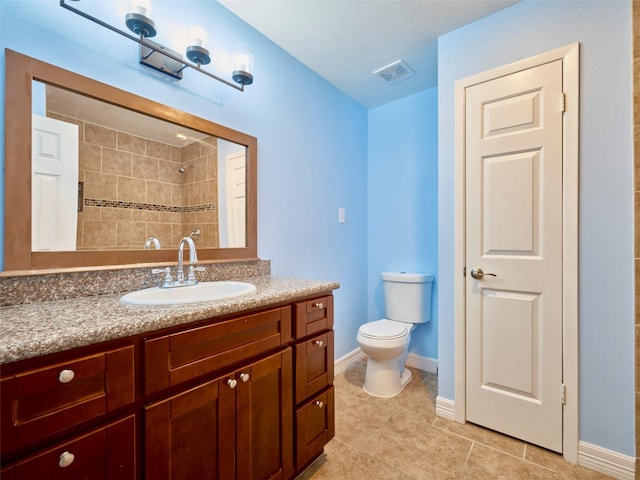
47, 111, 220, 250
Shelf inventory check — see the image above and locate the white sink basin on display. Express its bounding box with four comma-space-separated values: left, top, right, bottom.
120, 281, 257, 306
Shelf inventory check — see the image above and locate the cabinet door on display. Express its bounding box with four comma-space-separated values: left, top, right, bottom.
294, 331, 334, 405
2, 415, 135, 480
295, 387, 335, 470
235, 349, 293, 480
144, 377, 236, 480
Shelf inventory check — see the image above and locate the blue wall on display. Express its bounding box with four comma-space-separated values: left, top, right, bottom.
367, 88, 439, 359
437, 0, 634, 456
0, 0, 369, 359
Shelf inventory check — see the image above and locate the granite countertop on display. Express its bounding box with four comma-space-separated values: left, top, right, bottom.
0, 275, 339, 365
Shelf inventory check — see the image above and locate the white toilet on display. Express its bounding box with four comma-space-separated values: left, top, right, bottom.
357, 272, 434, 398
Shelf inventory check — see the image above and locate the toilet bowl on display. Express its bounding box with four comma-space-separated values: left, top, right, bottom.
357, 319, 414, 397
356, 272, 433, 398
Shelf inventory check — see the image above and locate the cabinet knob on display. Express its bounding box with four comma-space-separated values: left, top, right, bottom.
227, 379, 238, 389
313, 340, 324, 347
239, 373, 250, 383
58, 369, 75, 384
58, 451, 75, 468
315, 401, 324, 408
313, 302, 324, 309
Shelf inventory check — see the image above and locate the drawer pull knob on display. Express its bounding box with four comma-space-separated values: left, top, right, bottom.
58, 451, 75, 468
313, 340, 324, 347
58, 369, 75, 384
239, 373, 250, 383
313, 302, 324, 309
227, 379, 238, 389
315, 401, 324, 408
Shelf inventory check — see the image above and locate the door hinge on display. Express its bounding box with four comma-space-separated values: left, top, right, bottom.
561, 92, 566, 113
561, 384, 566, 405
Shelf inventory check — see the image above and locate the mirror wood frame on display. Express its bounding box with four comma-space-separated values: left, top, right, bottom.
3, 49, 257, 272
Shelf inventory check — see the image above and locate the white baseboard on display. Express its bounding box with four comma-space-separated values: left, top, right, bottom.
435, 396, 456, 421
334, 348, 366, 376
406, 353, 438, 374
577, 441, 635, 480
334, 349, 438, 376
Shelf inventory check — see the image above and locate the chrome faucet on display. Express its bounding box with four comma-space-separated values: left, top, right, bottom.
151, 236, 205, 288
176, 236, 206, 286
144, 236, 161, 249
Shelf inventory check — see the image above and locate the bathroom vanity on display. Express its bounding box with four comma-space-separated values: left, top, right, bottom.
0, 276, 337, 479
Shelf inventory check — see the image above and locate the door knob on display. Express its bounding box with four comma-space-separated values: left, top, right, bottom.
227, 379, 238, 389
239, 373, 250, 383
470, 268, 497, 280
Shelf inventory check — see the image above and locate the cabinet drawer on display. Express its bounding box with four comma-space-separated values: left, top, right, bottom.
295, 386, 334, 470
1, 415, 136, 480
294, 331, 334, 405
293, 296, 333, 340
1, 346, 135, 454
144, 306, 292, 395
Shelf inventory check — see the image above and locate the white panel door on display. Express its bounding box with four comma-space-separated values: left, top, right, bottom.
465, 60, 564, 452
225, 151, 246, 248
32, 114, 79, 251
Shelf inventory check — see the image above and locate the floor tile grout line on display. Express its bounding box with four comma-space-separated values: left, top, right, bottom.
464, 441, 476, 468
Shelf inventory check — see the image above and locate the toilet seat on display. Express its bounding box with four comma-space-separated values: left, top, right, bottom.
358, 319, 409, 340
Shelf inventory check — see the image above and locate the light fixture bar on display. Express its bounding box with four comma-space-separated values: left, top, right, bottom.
59, 0, 244, 91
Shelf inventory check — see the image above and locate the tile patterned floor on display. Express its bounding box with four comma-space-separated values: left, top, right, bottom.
297, 361, 613, 480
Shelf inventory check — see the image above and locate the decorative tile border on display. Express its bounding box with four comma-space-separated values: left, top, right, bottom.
84, 198, 216, 213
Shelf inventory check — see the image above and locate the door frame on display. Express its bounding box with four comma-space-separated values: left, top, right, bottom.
453, 43, 579, 462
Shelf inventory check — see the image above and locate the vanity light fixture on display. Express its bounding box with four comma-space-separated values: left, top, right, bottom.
60, 0, 254, 91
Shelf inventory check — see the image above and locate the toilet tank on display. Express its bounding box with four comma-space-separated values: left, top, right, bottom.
382, 272, 434, 324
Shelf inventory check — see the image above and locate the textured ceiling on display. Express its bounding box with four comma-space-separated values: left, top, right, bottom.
218, 0, 520, 108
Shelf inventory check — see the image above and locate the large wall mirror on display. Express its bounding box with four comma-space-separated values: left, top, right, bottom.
4, 50, 257, 272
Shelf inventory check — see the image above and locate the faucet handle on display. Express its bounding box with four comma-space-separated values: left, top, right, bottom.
187, 265, 206, 282
152, 267, 173, 287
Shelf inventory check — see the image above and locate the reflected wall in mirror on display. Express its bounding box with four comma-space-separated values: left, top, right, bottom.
4, 50, 257, 271
32, 83, 247, 252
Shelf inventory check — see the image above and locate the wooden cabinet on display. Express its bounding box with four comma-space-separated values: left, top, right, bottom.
1, 293, 335, 479
292, 296, 335, 472
145, 349, 293, 480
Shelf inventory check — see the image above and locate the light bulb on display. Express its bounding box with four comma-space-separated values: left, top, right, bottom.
131, 0, 151, 17
232, 43, 254, 85
125, 0, 156, 37
189, 25, 207, 48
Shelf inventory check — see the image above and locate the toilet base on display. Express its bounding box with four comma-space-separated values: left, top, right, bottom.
362, 360, 413, 398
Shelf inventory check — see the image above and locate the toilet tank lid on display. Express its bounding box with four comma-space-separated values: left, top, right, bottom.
381, 272, 434, 283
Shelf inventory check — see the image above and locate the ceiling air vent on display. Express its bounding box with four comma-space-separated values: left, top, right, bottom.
373, 60, 415, 84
